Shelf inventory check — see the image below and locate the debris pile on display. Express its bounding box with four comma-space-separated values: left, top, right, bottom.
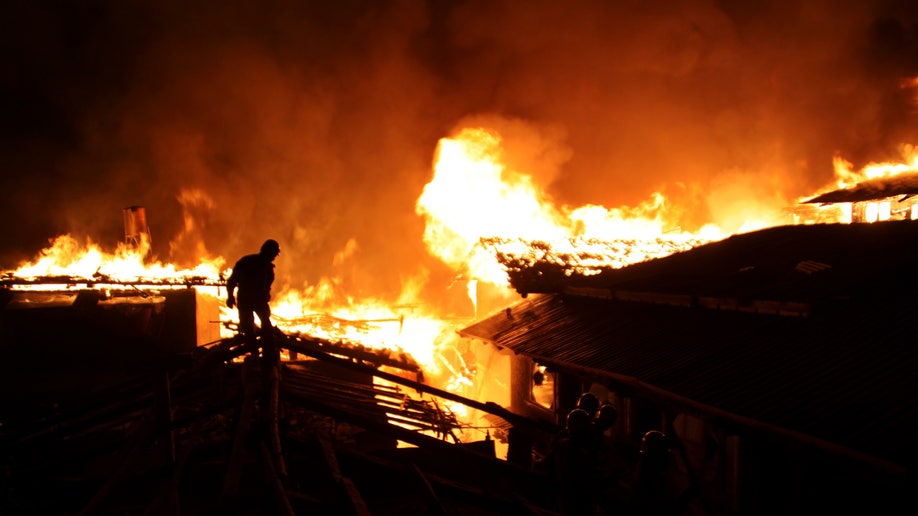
0, 331, 559, 514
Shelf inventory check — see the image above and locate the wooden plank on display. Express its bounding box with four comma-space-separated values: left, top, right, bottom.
318, 437, 371, 516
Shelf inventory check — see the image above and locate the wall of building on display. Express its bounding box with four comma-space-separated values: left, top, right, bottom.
0, 287, 215, 417
499, 350, 911, 514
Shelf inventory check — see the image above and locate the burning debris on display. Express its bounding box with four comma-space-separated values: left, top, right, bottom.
481, 235, 711, 285
477, 236, 712, 298
0, 272, 223, 290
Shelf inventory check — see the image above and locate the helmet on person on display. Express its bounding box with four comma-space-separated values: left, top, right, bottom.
565, 408, 592, 435
640, 430, 670, 455
595, 404, 618, 430
576, 392, 600, 417
260, 239, 281, 257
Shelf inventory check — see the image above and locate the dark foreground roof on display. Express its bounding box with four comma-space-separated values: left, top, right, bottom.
461, 221, 918, 473
0, 334, 556, 514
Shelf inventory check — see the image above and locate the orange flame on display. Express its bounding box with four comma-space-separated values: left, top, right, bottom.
8, 123, 918, 450
9, 234, 224, 289
265, 287, 457, 375
831, 144, 918, 189
10, 129, 918, 350
416, 127, 726, 283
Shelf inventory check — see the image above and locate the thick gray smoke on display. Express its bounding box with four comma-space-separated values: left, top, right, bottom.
2, 0, 918, 307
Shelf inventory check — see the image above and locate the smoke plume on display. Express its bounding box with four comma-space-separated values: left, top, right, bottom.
2, 0, 918, 306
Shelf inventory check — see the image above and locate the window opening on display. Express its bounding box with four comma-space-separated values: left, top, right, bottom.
531, 362, 554, 409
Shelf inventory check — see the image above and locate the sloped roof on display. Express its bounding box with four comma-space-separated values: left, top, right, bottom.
509, 220, 918, 300
460, 221, 918, 472
803, 172, 918, 204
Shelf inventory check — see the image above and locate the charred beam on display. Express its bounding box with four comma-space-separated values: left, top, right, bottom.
281, 334, 557, 435
0, 274, 224, 289
282, 332, 421, 374
318, 436, 371, 516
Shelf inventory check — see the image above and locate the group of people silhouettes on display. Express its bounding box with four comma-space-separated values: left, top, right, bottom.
541, 392, 687, 516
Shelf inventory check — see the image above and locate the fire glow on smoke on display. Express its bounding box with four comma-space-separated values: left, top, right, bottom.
6, 126, 918, 402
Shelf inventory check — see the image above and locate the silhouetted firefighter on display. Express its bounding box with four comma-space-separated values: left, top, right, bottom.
226, 239, 281, 366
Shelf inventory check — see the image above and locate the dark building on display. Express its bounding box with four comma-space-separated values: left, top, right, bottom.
0, 287, 221, 410
459, 221, 918, 514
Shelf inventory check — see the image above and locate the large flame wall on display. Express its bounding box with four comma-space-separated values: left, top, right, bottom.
4, 1, 918, 309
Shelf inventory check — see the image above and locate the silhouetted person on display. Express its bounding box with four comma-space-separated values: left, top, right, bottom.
595, 404, 617, 431
577, 392, 601, 420
631, 430, 677, 516
545, 408, 600, 515
226, 239, 281, 363
594, 404, 633, 514
592, 403, 617, 445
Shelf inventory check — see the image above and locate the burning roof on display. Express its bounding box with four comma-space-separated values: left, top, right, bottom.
498, 220, 918, 300
460, 221, 918, 473
803, 172, 918, 204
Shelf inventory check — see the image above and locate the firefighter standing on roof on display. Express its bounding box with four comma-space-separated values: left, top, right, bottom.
226, 239, 280, 359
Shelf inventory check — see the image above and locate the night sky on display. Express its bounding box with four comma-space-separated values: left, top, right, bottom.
3, 0, 918, 305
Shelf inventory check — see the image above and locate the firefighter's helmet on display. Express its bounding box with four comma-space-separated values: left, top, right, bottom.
565, 408, 592, 434
596, 404, 618, 430
640, 430, 670, 455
